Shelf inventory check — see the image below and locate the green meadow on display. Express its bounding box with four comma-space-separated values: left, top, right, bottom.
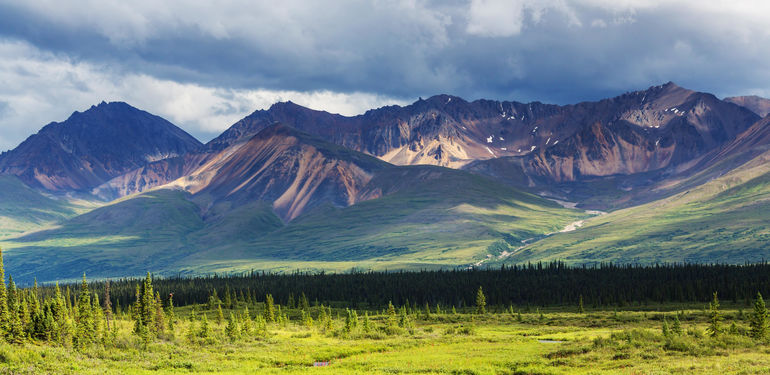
2, 304, 769, 374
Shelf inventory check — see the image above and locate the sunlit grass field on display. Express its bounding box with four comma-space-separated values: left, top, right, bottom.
3, 304, 769, 374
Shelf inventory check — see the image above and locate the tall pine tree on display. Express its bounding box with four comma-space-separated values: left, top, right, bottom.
166, 293, 176, 335
75, 274, 95, 348
0, 248, 8, 337
475, 286, 487, 315
6, 276, 24, 343
707, 291, 721, 337
264, 294, 275, 323
103, 281, 113, 330
750, 292, 768, 340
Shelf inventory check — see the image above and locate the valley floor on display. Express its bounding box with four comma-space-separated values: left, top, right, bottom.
2, 306, 769, 374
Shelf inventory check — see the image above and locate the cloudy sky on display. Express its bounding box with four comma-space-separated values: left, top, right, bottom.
0, 0, 769, 151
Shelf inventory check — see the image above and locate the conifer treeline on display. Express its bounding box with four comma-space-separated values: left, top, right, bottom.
30, 262, 770, 310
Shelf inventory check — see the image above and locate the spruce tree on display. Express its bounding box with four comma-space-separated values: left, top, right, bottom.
276, 305, 286, 326
208, 289, 219, 310
51, 282, 68, 345
224, 285, 232, 309
186, 317, 197, 344
199, 313, 210, 339
6, 276, 24, 343
300, 293, 310, 312
398, 306, 412, 329
103, 281, 113, 330
424, 302, 431, 320
241, 309, 254, 335
344, 309, 358, 333
166, 293, 176, 335
65, 287, 73, 311
92, 293, 104, 344
387, 301, 397, 327
20, 293, 31, 334
264, 294, 275, 323
661, 316, 671, 338
75, 274, 95, 348
672, 315, 683, 336
133, 272, 158, 345
29, 279, 40, 330
40, 308, 54, 342
750, 292, 768, 340
578, 295, 585, 314
323, 306, 333, 332
475, 286, 487, 315
362, 312, 371, 333
225, 312, 238, 341
300, 310, 313, 329
707, 291, 721, 337
140, 273, 156, 336
152, 293, 164, 334
217, 304, 225, 325
318, 304, 328, 329
287, 293, 295, 309
0, 248, 8, 336
29, 293, 46, 341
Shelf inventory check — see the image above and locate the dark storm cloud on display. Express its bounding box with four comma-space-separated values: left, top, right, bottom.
1, 1, 768, 102
0, 0, 768, 151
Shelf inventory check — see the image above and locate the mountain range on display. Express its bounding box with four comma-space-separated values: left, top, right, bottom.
1, 83, 769, 283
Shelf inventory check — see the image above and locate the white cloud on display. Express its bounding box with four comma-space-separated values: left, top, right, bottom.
590, 19, 607, 28
0, 40, 408, 151
466, 0, 528, 37
465, 0, 580, 37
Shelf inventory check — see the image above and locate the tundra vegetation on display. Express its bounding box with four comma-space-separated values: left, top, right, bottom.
0, 250, 769, 374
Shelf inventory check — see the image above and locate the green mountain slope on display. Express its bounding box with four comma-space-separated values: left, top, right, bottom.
181, 165, 584, 275
0, 176, 96, 239
1, 189, 207, 281
503, 149, 770, 265
1, 167, 582, 283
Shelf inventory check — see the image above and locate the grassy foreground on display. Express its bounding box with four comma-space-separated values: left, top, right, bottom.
2, 304, 769, 374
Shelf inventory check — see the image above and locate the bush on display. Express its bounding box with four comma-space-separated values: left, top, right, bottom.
444, 325, 475, 336
544, 346, 590, 359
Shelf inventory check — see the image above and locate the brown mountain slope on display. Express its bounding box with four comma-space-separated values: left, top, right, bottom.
90, 153, 211, 200
0, 102, 203, 192
171, 124, 390, 221
207, 83, 758, 180
466, 83, 759, 185
725, 95, 770, 117
648, 115, 770, 196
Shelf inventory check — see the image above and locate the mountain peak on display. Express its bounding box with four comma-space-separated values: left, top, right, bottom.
643, 81, 687, 94
0, 102, 202, 192
268, 100, 310, 112
70, 101, 148, 123
662, 81, 679, 88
